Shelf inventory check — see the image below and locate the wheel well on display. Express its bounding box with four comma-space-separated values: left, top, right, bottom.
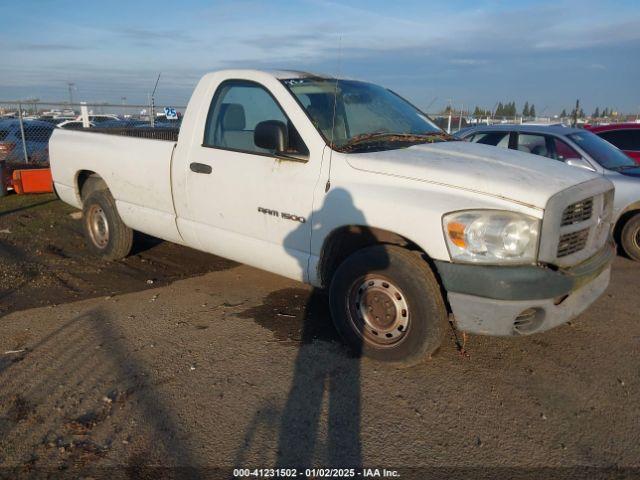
615, 209, 640, 241
615, 209, 640, 244
318, 225, 417, 287
77, 171, 107, 202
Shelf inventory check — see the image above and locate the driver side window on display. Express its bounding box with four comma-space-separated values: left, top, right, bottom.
203, 81, 307, 156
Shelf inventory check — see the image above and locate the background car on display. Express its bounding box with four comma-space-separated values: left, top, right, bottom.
57, 120, 96, 129
0, 119, 55, 165
458, 124, 640, 261
0, 119, 55, 196
585, 123, 640, 164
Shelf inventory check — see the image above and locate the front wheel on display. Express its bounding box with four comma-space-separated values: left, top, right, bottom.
329, 245, 448, 366
621, 213, 640, 262
82, 189, 133, 261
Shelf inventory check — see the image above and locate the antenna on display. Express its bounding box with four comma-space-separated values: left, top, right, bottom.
150, 73, 161, 127
425, 96, 438, 112
325, 35, 342, 193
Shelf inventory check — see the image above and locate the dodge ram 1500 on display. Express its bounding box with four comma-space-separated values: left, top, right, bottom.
50, 69, 615, 364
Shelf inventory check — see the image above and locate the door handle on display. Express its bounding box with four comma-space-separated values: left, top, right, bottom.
190, 162, 212, 174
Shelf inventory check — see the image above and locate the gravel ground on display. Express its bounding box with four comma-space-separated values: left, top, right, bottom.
0, 195, 639, 479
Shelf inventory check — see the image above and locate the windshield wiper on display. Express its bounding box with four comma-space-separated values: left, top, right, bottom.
337, 131, 450, 152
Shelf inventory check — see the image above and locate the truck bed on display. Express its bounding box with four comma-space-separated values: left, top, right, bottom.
49, 127, 183, 243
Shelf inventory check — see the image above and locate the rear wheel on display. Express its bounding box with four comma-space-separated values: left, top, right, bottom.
620, 213, 640, 262
82, 189, 133, 260
329, 245, 448, 366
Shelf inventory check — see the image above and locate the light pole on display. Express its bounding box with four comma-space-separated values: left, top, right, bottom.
67, 82, 75, 105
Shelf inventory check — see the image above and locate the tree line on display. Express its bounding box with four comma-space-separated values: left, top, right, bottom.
458, 103, 620, 119
471, 101, 537, 118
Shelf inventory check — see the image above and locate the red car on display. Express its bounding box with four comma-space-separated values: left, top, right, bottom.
586, 123, 640, 164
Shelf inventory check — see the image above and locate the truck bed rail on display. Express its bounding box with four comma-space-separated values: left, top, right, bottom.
88, 127, 179, 142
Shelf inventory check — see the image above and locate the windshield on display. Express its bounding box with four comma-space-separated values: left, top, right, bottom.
282, 78, 445, 152
568, 131, 637, 170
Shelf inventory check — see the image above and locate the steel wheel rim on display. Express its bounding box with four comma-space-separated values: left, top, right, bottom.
87, 205, 109, 249
634, 226, 640, 250
347, 275, 410, 347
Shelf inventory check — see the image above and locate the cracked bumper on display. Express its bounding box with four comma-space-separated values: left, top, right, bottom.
435, 244, 614, 336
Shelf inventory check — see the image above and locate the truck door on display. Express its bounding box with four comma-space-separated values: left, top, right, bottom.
175, 79, 326, 282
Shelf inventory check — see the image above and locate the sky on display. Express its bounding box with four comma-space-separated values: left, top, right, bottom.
1, 0, 639, 115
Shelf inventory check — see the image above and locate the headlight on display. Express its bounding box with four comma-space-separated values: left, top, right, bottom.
443, 210, 540, 264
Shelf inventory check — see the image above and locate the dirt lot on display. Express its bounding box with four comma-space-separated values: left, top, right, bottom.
0, 194, 639, 479
0, 194, 236, 317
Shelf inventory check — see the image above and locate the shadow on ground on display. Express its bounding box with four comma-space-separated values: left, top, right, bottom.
0, 194, 236, 317
0, 308, 201, 476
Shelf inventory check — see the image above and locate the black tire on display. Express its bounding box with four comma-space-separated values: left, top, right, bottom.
620, 213, 640, 262
329, 244, 448, 365
81, 175, 108, 200
82, 189, 133, 261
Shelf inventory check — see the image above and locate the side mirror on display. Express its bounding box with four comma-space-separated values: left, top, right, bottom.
254, 120, 288, 152
564, 158, 595, 171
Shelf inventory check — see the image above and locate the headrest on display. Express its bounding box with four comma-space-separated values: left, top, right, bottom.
221, 103, 245, 130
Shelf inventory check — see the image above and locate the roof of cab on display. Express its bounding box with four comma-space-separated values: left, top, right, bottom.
204, 69, 332, 80
267, 69, 333, 80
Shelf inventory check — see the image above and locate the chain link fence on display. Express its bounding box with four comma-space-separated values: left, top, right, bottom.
0, 98, 600, 170
0, 101, 185, 167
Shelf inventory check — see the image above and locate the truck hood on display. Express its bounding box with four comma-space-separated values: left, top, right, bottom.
345, 141, 599, 209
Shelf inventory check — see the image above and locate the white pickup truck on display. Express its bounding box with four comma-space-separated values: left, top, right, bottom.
50, 69, 615, 364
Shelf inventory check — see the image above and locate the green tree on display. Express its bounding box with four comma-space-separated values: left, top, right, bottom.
578, 108, 585, 118
560, 109, 567, 118
593, 107, 600, 118
474, 106, 489, 117
529, 104, 536, 117
523, 101, 530, 117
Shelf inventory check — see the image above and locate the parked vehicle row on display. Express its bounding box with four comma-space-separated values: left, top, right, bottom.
50, 69, 616, 365
458, 125, 640, 261
0, 119, 55, 195
586, 123, 640, 164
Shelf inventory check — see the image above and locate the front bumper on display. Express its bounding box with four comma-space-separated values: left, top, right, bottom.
434, 244, 614, 336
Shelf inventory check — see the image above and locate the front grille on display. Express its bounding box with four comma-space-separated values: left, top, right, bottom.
539, 180, 613, 267
557, 228, 589, 257
561, 198, 593, 226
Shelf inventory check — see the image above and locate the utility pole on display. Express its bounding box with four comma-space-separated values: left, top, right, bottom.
446, 98, 453, 134
458, 103, 464, 132
572, 99, 580, 127
491, 101, 499, 123
67, 82, 75, 105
